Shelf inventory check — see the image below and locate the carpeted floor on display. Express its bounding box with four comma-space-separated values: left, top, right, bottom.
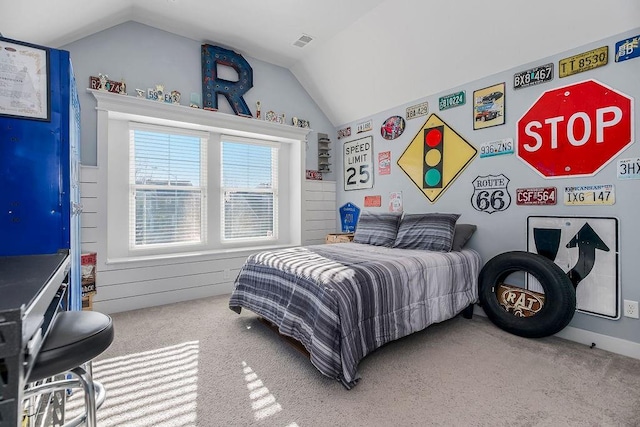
87, 294, 640, 426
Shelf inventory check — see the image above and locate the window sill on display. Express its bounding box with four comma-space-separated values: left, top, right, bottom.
105, 242, 299, 266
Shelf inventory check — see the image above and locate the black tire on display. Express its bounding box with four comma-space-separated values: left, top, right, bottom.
478, 251, 576, 338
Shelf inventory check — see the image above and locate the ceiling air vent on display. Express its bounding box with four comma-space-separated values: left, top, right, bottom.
293, 34, 313, 47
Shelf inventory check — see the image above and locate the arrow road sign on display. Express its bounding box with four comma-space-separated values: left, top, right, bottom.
528, 216, 619, 319
565, 223, 610, 288
533, 228, 562, 261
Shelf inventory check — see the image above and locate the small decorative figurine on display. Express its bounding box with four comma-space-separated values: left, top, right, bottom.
171, 90, 181, 104
256, 101, 261, 119
135, 89, 145, 98
119, 79, 127, 95
155, 84, 165, 102
265, 110, 277, 122
189, 93, 201, 108
292, 117, 310, 128
98, 73, 109, 91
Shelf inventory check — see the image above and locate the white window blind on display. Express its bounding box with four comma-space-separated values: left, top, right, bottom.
130, 127, 207, 248
221, 139, 278, 240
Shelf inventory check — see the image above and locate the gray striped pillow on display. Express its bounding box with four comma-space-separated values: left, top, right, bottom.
393, 213, 460, 252
353, 212, 401, 247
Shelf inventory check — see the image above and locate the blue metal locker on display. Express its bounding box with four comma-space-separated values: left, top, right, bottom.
0, 41, 81, 310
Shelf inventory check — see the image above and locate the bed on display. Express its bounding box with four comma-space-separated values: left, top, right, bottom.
229, 212, 481, 389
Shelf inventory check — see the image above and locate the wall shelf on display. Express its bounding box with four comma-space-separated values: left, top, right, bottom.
318, 132, 332, 173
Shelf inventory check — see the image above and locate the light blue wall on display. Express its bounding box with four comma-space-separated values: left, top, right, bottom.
335, 28, 640, 345
63, 21, 335, 180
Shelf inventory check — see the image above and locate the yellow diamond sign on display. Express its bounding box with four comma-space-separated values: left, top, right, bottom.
397, 113, 477, 203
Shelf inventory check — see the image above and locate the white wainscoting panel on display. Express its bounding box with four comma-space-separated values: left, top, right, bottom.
80, 167, 337, 314
302, 180, 337, 245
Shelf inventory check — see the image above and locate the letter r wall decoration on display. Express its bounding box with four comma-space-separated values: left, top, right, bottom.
201, 44, 253, 117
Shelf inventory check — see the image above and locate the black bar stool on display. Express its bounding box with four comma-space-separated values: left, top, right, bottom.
24, 310, 114, 427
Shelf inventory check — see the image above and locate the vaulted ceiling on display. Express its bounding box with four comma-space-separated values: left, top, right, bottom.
3, 0, 639, 126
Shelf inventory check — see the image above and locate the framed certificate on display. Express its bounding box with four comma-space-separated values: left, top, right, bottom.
0, 37, 50, 121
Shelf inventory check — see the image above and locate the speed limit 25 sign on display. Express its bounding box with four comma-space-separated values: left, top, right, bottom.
344, 136, 374, 191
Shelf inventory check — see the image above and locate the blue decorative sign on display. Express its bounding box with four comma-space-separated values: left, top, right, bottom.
339, 202, 361, 232
615, 35, 640, 63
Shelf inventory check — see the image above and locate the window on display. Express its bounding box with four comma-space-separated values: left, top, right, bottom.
94, 90, 307, 262
129, 126, 207, 249
221, 138, 278, 241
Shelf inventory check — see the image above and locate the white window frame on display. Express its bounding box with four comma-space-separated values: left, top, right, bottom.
91, 89, 309, 264
128, 123, 208, 251
220, 135, 280, 243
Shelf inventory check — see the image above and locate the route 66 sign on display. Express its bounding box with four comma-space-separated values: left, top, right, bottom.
471, 174, 511, 214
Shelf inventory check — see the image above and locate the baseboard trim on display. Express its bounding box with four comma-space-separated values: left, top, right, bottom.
94, 282, 234, 314
554, 326, 640, 360
473, 305, 640, 360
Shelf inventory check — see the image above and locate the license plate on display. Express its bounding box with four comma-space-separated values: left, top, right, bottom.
337, 126, 351, 139
406, 102, 428, 120
357, 120, 372, 133
615, 35, 640, 62
364, 195, 381, 207
516, 187, 557, 205
564, 184, 615, 205
497, 284, 545, 317
559, 46, 608, 78
305, 170, 323, 180
513, 63, 553, 89
479, 138, 514, 158
617, 157, 640, 180
438, 91, 465, 110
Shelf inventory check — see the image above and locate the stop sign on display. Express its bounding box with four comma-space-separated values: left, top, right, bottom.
517, 79, 634, 178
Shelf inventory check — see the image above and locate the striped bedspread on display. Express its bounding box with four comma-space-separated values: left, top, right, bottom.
229, 242, 481, 389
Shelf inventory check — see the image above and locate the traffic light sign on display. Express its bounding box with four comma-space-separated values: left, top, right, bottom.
423, 125, 444, 188
398, 114, 477, 203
